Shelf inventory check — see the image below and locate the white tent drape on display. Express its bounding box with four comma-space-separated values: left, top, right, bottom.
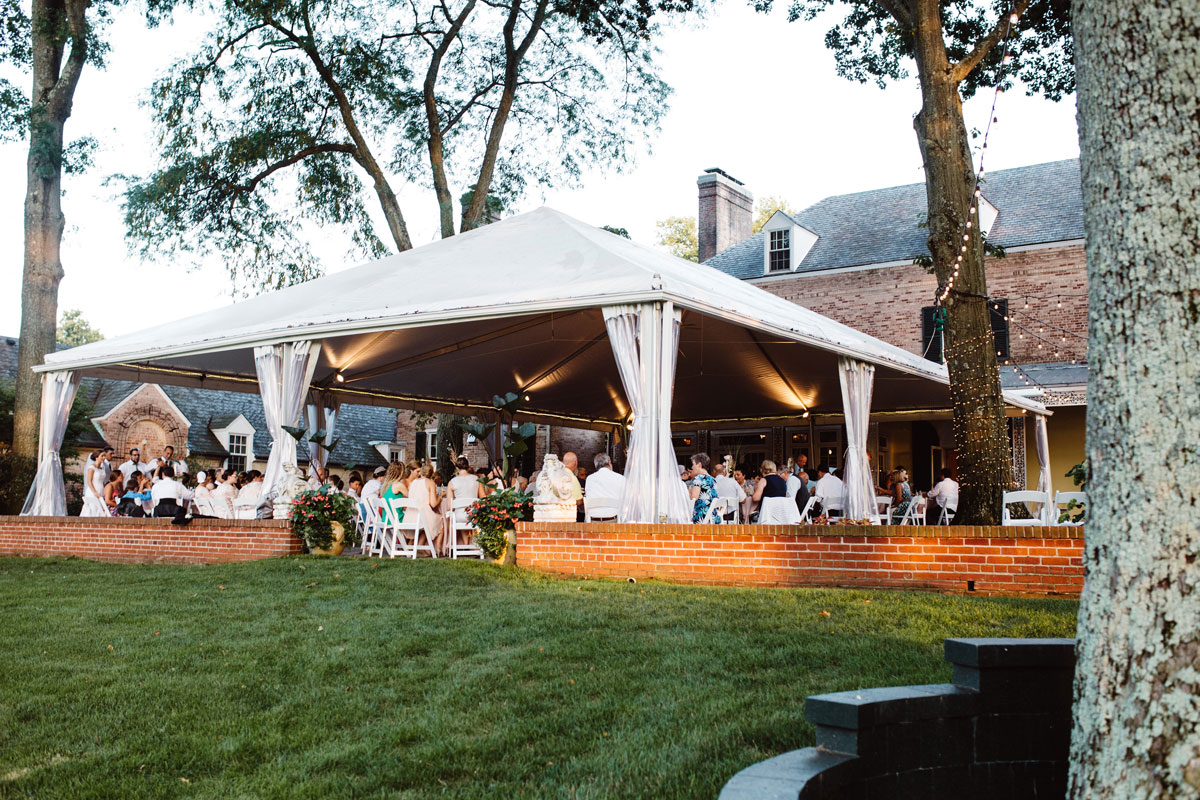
603, 302, 690, 523
838, 356, 876, 522
305, 390, 341, 473
20, 370, 82, 516
1034, 413, 1052, 503
255, 341, 319, 499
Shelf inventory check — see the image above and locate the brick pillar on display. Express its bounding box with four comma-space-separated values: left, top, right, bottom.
698, 168, 754, 263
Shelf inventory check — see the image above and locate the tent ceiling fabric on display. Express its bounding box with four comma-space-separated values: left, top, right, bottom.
39, 207, 1046, 419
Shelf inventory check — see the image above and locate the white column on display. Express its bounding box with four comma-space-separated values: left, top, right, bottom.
20, 370, 82, 516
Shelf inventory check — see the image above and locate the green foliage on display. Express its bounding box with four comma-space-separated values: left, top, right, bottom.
124, 0, 702, 293
751, 194, 797, 234
655, 215, 698, 262
287, 485, 361, 550
0, 446, 37, 514
600, 225, 630, 238
466, 487, 532, 558
0, 555, 1077, 798
462, 392, 536, 480
756, 0, 1073, 101
56, 308, 104, 347
1057, 460, 1087, 523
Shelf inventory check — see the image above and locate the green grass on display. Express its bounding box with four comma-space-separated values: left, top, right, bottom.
0, 557, 1077, 799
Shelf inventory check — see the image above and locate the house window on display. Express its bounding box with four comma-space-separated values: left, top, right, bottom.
228, 433, 248, 472
768, 229, 791, 272
389, 449, 402, 463
921, 300, 1010, 363
416, 429, 437, 462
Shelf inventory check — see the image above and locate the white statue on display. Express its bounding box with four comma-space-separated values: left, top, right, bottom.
534, 454, 577, 522
273, 462, 311, 521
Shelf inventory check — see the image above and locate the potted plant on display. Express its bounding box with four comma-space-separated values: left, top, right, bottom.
467, 488, 533, 564
289, 486, 361, 555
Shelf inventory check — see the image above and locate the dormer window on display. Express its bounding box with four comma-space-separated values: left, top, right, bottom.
768, 230, 791, 272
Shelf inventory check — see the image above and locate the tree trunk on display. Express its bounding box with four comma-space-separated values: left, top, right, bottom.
13, 0, 88, 458
1069, 2, 1200, 797
909, 0, 1008, 524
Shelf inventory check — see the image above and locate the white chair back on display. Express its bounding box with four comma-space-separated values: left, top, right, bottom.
1002, 490, 1051, 525
758, 496, 802, 525
1053, 491, 1087, 525
798, 495, 819, 523
938, 503, 957, 525
898, 495, 927, 526
233, 499, 259, 520
193, 497, 215, 516
585, 496, 621, 521
824, 494, 845, 518
446, 497, 483, 559
384, 497, 436, 559
873, 495, 893, 525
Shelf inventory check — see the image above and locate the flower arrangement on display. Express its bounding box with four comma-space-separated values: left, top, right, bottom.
288, 486, 361, 551
467, 488, 533, 560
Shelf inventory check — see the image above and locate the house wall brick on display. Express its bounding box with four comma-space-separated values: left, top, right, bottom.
94, 384, 191, 460
517, 522, 1084, 597
0, 516, 301, 565
752, 243, 1087, 364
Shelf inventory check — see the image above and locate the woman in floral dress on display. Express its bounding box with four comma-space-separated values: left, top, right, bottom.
687, 452, 720, 524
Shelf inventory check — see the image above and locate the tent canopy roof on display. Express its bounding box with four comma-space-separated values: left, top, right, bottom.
41, 207, 1045, 425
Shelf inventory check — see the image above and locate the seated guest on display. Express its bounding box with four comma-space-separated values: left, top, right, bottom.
211, 470, 237, 518
361, 466, 387, 507
784, 464, 811, 514
561, 452, 585, 520
329, 474, 344, 493
118, 448, 149, 482
151, 465, 194, 517
236, 471, 272, 519
889, 469, 913, 523
686, 452, 720, 524
406, 462, 446, 553
346, 472, 363, 499
584, 453, 625, 519
447, 457, 484, 522
784, 466, 805, 499
713, 463, 745, 523
103, 471, 125, 516
576, 466, 588, 483
927, 469, 959, 522
194, 471, 213, 500
749, 459, 788, 521
814, 464, 845, 516
379, 462, 408, 525
515, 475, 529, 492
117, 478, 151, 517
307, 465, 328, 490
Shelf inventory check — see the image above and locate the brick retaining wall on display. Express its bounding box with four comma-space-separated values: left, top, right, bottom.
516, 523, 1084, 596
0, 516, 302, 565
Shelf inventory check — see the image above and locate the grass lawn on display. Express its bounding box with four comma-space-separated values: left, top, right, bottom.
0, 556, 1077, 799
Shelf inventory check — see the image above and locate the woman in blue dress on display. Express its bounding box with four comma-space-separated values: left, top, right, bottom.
687, 452, 720, 524
889, 469, 913, 523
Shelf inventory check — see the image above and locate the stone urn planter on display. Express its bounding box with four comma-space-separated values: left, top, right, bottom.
310, 521, 347, 556
289, 487, 361, 555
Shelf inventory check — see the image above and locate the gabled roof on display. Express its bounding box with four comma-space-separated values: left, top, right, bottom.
705, 159, 1084, 279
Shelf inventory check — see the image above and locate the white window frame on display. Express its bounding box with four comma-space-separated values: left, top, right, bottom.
761, 210, 818, 275
227, 433, 248, 472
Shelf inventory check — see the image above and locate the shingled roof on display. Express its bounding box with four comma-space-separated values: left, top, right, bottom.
704, 159, 1084, 280
2, 336, 393, 469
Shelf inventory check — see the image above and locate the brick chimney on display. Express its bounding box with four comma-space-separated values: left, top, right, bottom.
697, 167, 753, 262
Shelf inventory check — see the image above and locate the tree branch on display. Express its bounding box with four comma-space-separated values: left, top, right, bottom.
233, 142, 357, 193
949, 0, 1032, 84
46, 0, 89, 120
875, 0, 914, 30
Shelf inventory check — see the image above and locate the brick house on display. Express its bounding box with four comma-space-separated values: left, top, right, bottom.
695, 159, 1087, 494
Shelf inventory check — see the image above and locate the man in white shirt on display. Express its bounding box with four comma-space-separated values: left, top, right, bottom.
150, 465, 194, 517
148, 445, 187, 480
584, 453, 625, 519
927, 469, 960, 522
814, 464, 845, 515
784, 468, 804, 499
361, 466, 386, 507
713, 463, 746, 504
117, 448, 148, 482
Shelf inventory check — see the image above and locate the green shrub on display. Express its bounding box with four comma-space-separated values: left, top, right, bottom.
467, 488, 533, 559
0, 447, 37, 515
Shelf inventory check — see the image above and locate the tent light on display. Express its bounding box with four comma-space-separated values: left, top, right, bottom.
335, 372, 345, 383
523, 394, 531, 402
801, 410, 810, 418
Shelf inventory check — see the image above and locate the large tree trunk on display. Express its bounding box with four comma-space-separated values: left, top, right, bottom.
910, 0, 1008, 524
1069, 2, 1200, 797
13, 0, 88, 458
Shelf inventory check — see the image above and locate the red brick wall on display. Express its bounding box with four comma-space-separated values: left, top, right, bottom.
517, 522, 1084, 596
0, 516, 302, 565
755, 243, 1087, 364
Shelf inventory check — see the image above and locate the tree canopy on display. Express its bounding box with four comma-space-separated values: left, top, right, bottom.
655, 215, 697, 262
56, 309, 104, 347
752, 194, 797, 233
123, 0, 705, 293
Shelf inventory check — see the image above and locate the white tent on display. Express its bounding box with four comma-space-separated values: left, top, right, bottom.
27, 207, 1046, 521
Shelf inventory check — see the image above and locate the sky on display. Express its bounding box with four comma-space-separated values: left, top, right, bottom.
0, 1, 1081, 340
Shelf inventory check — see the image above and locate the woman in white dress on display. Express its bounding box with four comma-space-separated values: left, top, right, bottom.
211, 470, 237, 519
445, 457, 484, 550
406, 462, 446, 554
81, 449, 111, 517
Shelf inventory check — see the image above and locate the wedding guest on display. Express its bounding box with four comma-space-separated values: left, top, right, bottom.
379, 462, 408, 525
814, 464, 845, 516
118, 448, 149, 482
103, 471, 125, 515
346, 472, 363, 499
927, 469, 959, 521
748, 459, 787, 521
713, 464, 746, 523
889, 469, 913, 524
212, 470, 238, 518
151, 464, 194, 518
117, 478, 150, 517
447, 457, 484, 521
687, 453, 719, 524
329, 474, 344, 493
361, 466, 386, 508
406, 462, 446, 553
561, 452, 585, 521
584, 453, 625, 506
784, 466, 805, 499
149, 445, 186, 480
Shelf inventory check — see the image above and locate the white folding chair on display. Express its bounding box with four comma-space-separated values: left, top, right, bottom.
233, 498, 260, 520
758, 496, 802, 524
585, 496, 621, 522
192, 497, 214, 516
702, 497, 734, 524
937, 503, 957, 525
447, 497, 483, 559
897, 495, 927, 526
385, 497, 436, 559
873, 495, 893, 525
357, 502, 382, 556
1053, 491, 1087, 525
1002, 490, 1051, 525
798, 495, 819, 523
824, 494, 845, 519
720, 496, 741, 525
